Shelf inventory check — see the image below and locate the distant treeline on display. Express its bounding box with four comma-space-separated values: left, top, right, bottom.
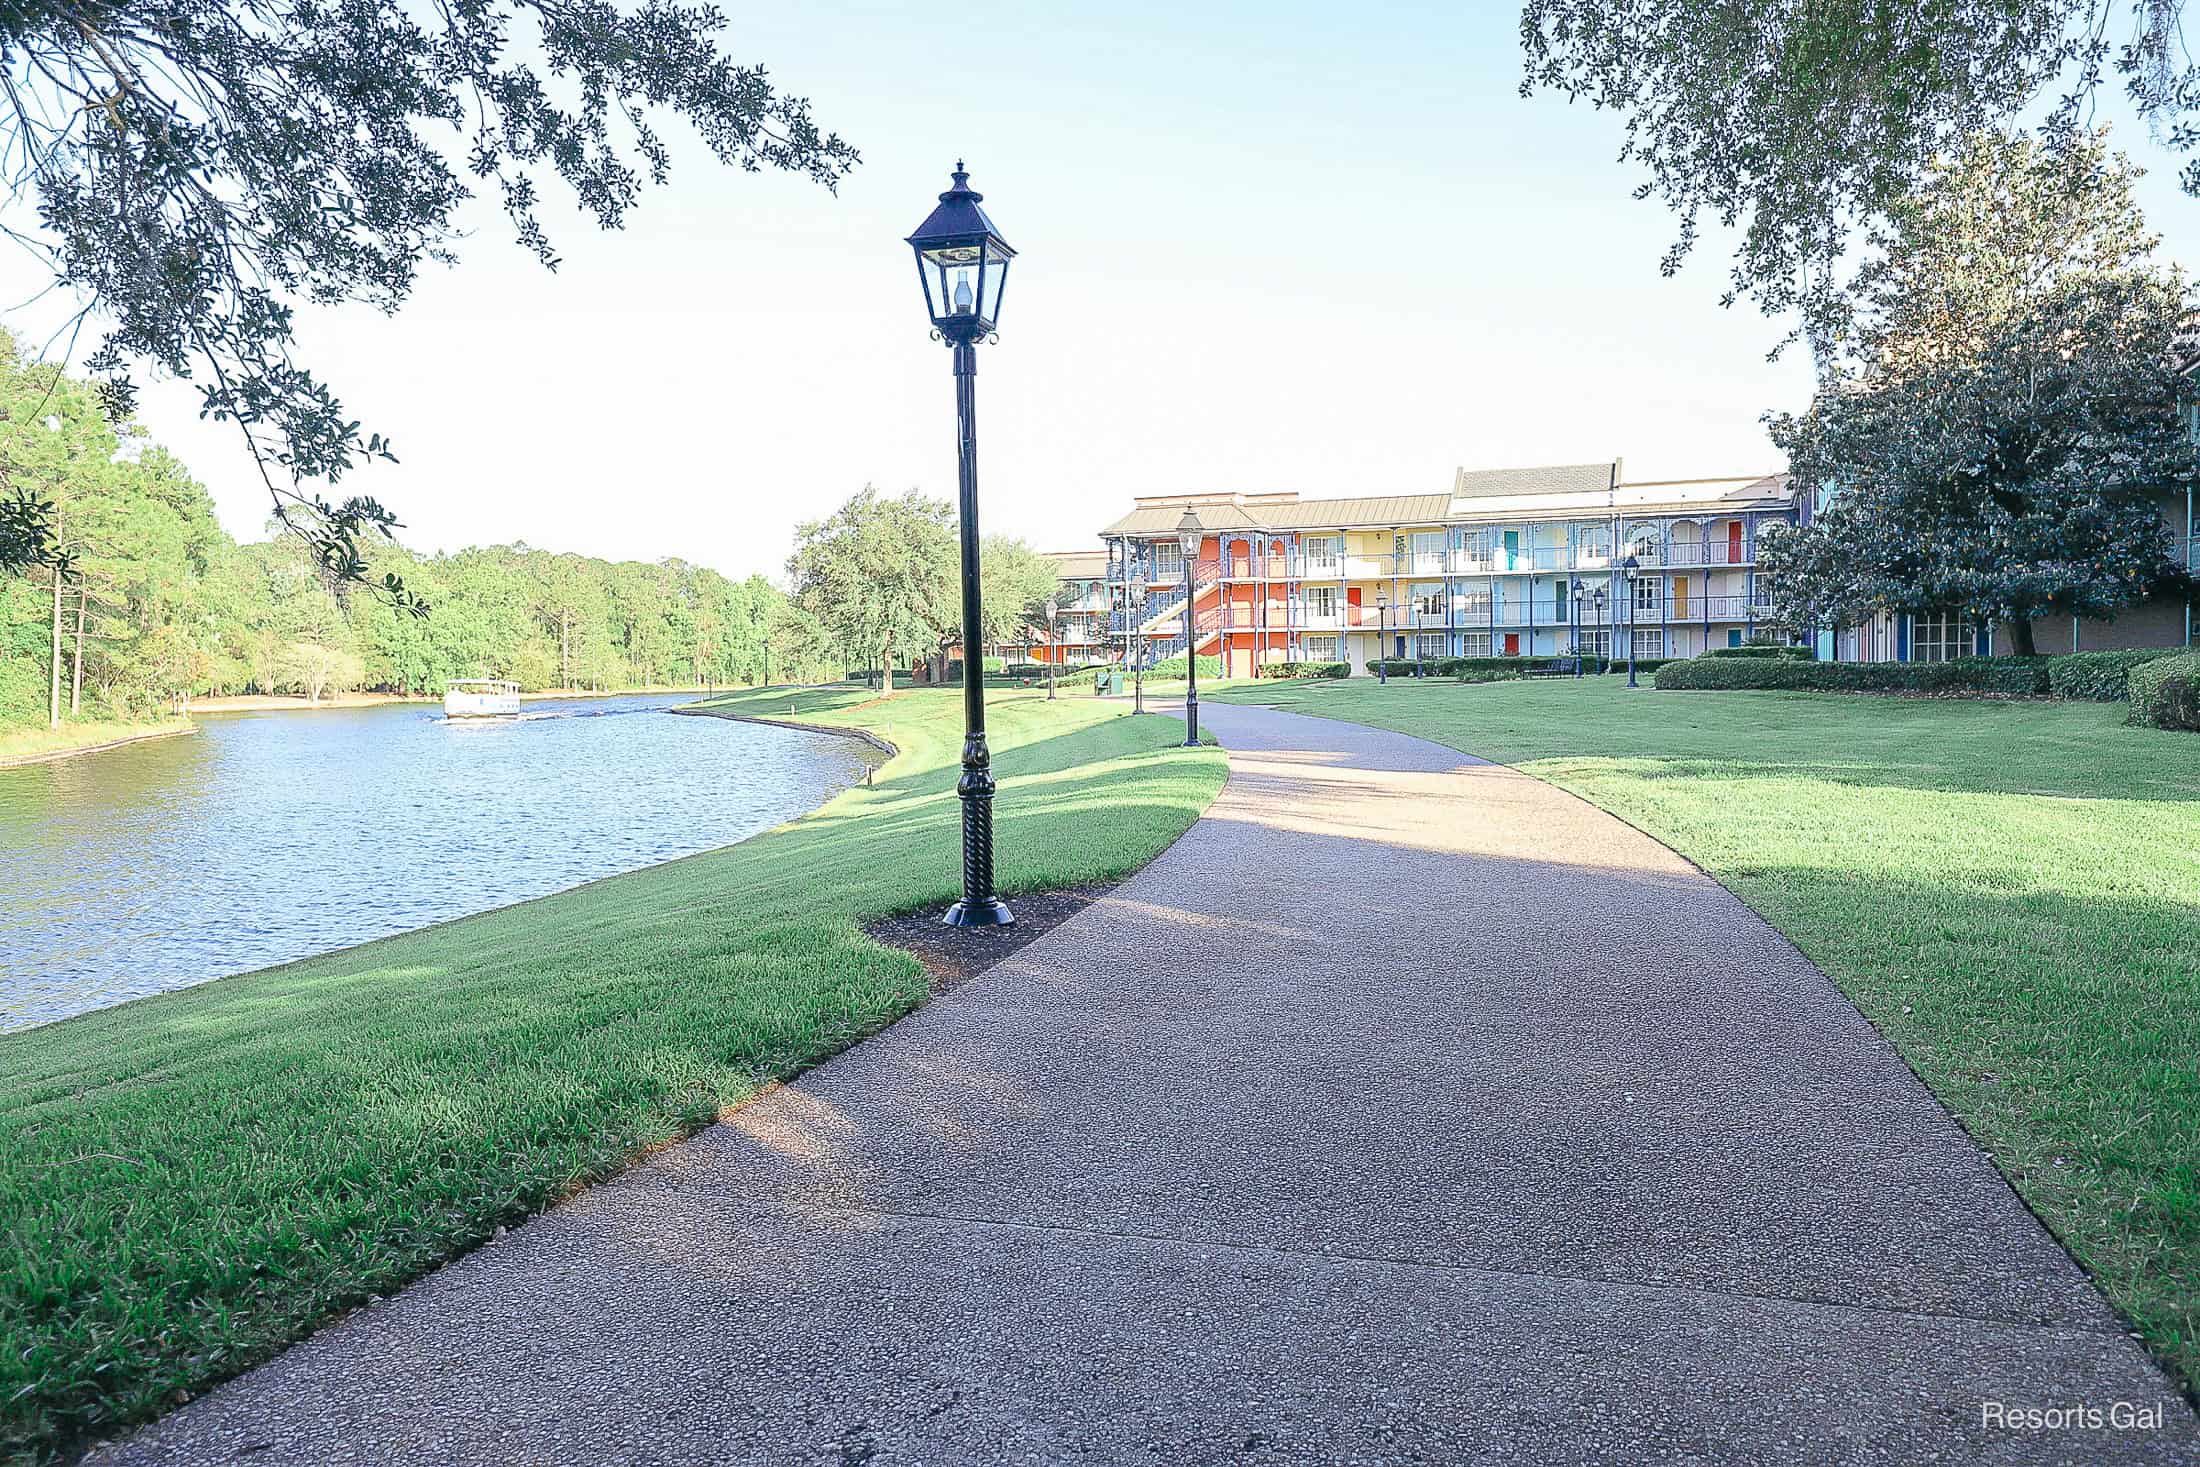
0, 340, 831, 728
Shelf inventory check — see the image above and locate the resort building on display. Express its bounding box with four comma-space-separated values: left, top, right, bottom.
1015, 550, 1112, 665
1814, 484, 2197, 662
1096, 463, 1800, 677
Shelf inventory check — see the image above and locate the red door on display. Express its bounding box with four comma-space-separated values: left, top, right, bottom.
1727, 522, 1743, 563
1503, 633, 1520, 656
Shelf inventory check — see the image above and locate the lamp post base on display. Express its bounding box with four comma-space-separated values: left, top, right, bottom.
941, 897, 1016, 928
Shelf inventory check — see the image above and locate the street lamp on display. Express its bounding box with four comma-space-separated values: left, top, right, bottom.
908, 161, 1016, 929
1587, 584, 1608, 673
1570, 582, 1584, 677
1044, 595, 1059, 700
1621, 554, 1641, 689
1376, 592, 1390, 683
1176, 507, 1203, 746
1128, 579, 1147, 714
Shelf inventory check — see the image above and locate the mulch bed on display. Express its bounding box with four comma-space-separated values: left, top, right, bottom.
864, 883, 1115, 993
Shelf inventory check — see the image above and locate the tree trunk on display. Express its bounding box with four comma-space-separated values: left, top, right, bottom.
70, 579, 87, 715
2011, 617, 2037, 657
49, 564, 63, 727
559, 611, 572, 689
880, 637, 895, 696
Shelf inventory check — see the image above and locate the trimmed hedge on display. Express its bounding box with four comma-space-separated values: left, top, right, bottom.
1358, 655, 1634, 681
2046, 649, 2179, 702
1368, 658, 1463, 677
1656, 656, 2051, 695
1702, 645, 1815, 661
1255, 661, 1349, 680
1147, 653, 1222, 679
2126, 652, 2200, 730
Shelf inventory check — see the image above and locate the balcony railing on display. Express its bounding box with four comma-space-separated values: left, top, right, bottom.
1664, 542, 1756, 567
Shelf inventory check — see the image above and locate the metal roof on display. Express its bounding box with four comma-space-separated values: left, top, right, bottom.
1452, 462, 1617, 499
1097, 501, 1269, 536
1099, 493, 1453, 536
1093, 470, 1793, 539
1043, 550, 1108, 580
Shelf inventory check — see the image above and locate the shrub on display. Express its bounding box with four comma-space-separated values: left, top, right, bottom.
2046, 648, 2178, 702
1368, 658, 1463, 678
1656, 656, 2052, 695
1002, 661, 1101, 679
2126, 652, 2200, 730
1256, 661, 1349, 679
1147, 653, 1222, 679
1703, 645, 1815, 660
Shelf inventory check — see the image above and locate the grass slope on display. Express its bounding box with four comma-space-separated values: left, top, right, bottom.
1216, 676, 2200, 1393
0, 686, 1223, 1466
0, 719, 192, 766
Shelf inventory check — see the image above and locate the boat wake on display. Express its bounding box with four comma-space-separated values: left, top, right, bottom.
441, 704, 672, 726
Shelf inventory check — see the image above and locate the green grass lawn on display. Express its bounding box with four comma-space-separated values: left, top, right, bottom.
0, 718, 193, 766
1213, 674, 2200, 1393
0, 686, 1223, 1467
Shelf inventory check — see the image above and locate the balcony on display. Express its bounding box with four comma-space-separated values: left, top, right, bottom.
1665, 541, 1756, 567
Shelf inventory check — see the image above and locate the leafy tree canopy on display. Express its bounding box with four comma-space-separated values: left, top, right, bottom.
786, 486, 956, 695
1521, 0, 2200, 360
0, 0, 857, 596
1761, 134, 2196, 651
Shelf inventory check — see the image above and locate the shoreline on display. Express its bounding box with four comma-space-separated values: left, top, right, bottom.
187, 686, 733, 715
0, 686, 776, 769
0, 720, 197, 769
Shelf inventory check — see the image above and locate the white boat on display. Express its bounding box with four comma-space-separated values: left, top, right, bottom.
443, 678, 522, 719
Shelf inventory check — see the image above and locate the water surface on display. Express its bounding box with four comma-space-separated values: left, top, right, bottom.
0, 697, 868, 1030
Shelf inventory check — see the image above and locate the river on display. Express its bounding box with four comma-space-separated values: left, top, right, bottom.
0, 696, 872, 1032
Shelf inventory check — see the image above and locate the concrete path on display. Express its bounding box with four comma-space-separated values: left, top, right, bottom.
97, 702, 2197, 1466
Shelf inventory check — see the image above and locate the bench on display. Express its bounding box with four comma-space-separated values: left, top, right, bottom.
1525, 657, 1581, 678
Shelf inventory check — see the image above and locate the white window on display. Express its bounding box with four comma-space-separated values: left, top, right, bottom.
1632, 629, 1664, 658
1576, 525, 1612, 561
1457, 585, 1492, 617
1459, 529, 1495, 566
1306, 585, 1337, 618
1302, 635, 1337, 660
1410, 531, 1447, 572
1912, 612, 1974, 664
1415, 633, 1447, 659
1575, 629, 1613, 659
1155, 541, 1183, 577
1460, 631, 1493, 657
1634, 577, 1660, 614
1411, 582, 1445, 617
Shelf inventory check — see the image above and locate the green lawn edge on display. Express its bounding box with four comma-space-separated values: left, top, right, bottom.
0, 685, 1226, 1467
1212, 676, 2200, 1399
0, 719, 195, 768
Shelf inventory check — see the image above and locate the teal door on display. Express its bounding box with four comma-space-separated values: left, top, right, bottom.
1503, 530, 1520, 568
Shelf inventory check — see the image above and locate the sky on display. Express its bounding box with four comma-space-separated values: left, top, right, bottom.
6, 0, 2200, 579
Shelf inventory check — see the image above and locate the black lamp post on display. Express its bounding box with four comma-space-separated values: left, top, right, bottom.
1129, 579, 1147, 714
1044, 595, 1059, 700
908, 161, 1016, 929
1621, 554, 1641, 688
1588, 584, 1608, 672
1376, 592, 1390, 683
1570, 582, 1584, 677
1176, 508, 1203, 745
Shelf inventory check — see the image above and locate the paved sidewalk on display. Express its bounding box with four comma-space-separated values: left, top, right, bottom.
97, 702, 2197, 1466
